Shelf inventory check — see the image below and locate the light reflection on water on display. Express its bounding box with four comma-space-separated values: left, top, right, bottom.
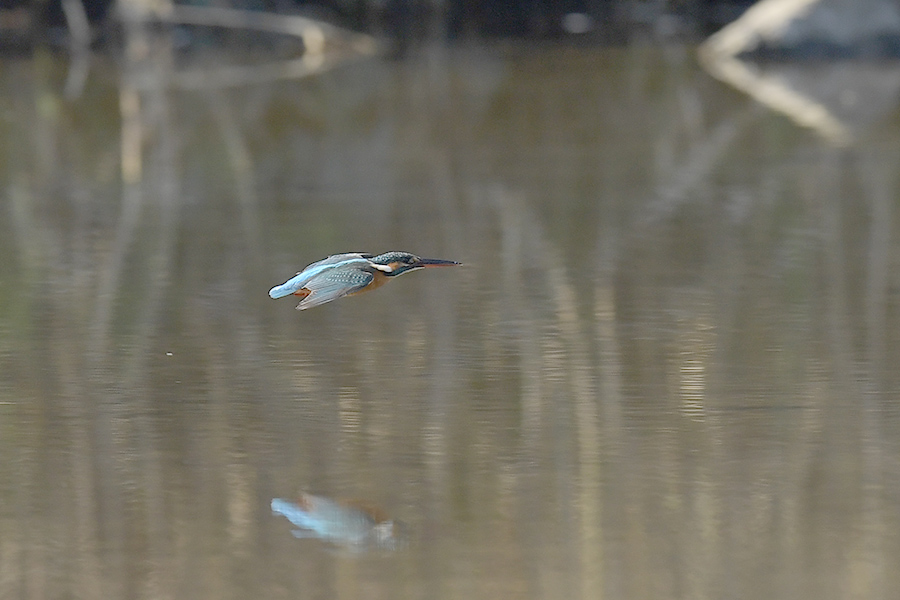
2, 37, 900, 600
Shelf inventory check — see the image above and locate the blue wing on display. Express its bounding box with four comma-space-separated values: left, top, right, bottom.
268, 253, 371, 299
294, 267, 374, 310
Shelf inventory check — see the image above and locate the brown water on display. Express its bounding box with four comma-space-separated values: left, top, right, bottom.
2, 36, 900, 600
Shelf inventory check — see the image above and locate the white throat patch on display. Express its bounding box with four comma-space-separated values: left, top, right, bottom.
371, 263, 394, 273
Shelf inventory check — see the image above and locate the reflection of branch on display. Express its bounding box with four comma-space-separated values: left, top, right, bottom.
166, 54, 339, 90
699, 50, 850, 145
167, 4, 378, 57
858, 154, 891, 596
593, 228, 624, 459
61, 0, 91, 98
125, 5, 379, 90
698, 0, 851, 145
63, 47, 91, 99
639, 108, 752, 226
90, 88, 143, 351
61, 0, 91, 47
168, 5, 339, 55
491, 185, 602, 598
206, 88, 264, 271
861, 157, 893, 375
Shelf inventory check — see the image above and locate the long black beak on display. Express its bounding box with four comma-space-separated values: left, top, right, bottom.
416, 258, 462, 267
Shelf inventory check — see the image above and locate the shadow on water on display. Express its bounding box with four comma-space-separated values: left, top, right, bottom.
2, 8, 900, 600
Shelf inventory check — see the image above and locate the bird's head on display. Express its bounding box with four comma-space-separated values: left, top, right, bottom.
370, 252, 461, 276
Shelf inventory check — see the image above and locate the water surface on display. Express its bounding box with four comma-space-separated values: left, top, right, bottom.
2, 38, 900, 600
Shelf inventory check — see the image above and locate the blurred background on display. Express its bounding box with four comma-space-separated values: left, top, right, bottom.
2, 0, 900, 599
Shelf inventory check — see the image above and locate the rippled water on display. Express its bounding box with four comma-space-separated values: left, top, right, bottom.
2, 34, 900, 600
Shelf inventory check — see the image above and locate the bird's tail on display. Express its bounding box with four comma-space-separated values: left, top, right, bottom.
269, 273, 307, 298
269, 283, 295, 299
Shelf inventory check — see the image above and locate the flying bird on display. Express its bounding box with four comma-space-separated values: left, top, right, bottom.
269, 251, 461, 310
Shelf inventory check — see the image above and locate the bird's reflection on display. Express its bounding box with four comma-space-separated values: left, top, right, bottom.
271, 493, 406, 550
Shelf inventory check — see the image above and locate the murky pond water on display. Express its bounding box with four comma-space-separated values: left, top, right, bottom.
2, 34, 900, 600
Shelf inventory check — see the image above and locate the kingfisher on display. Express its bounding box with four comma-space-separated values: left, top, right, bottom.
268, 251, 461, 310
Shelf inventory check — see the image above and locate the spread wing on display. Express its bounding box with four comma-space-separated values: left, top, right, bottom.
295, 268, 374, 310
269, 253, 371, 299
